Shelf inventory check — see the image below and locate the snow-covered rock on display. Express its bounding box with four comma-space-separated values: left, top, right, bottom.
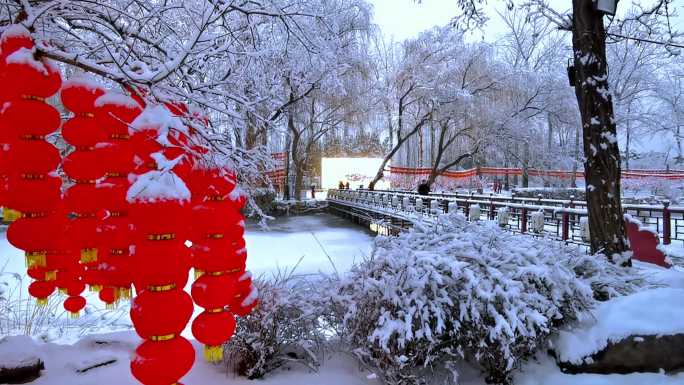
554, 287, 684, 365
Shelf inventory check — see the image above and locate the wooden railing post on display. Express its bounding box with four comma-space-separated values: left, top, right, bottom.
521, 206, 528, 233
663, 200, 671, 245
464, 198, 470, 219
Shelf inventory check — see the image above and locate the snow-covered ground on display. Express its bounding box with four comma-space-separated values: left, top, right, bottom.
2, 215, 684, 385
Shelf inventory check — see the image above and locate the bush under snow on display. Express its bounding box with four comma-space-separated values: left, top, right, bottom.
224, 272, 331, 378
336, 213, 641, 385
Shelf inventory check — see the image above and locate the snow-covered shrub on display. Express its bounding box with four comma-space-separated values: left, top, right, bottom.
337, 214, 609, 385
225, 273, 332, 379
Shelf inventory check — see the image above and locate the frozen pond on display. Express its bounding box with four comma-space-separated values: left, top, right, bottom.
245, 213, 375, 277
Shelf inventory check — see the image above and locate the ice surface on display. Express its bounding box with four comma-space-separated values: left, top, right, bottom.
244, 213, 373, 277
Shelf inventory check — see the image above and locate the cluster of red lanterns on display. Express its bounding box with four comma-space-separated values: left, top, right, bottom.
0, 26, 257, 384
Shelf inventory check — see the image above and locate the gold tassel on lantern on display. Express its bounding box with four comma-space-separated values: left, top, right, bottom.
69, 311, 80, 319
36, 298, 48, 307
89, 284, 102, 292
45, 270, 57, 281
117, 287, 132, 300
2, 207, 21, 223
194, 269, 204, 279
203, 345, 224, 363
25, 252, 46, 268
80, 248, 98, 263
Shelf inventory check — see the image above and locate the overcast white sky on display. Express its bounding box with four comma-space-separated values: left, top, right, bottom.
367, 0, 539, 42
367, 0, 682, 42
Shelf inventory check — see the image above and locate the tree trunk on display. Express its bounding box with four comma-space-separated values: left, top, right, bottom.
294, 159, 304, 200
368, 112, 431, 190
572, 0, 628, 259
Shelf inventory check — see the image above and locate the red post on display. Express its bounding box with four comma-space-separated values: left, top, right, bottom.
663, 201, 671, 245
521, 206, 528, 233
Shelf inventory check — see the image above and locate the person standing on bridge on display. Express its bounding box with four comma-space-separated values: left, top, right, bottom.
417, 179, 430, 196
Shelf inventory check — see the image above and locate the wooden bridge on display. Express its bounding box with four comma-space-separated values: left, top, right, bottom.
327, 189, 682, 246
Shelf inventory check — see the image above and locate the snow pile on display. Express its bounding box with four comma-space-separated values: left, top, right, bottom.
554, 287, 684, 364
337, 213, 635, 385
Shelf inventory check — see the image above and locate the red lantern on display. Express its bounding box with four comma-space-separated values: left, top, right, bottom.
64, 295, 86, 318
0, 25, 34, 61
66, 280, 86, 297
95, 93, 142, 138
2, 99, 61, 138
99, 286, 117, 309
60, 78, 105, 114
2, 48, 61, 99
130, 337, 194, 385
28, 280, 55, 306
191, 310, 236, 362
191, 273, 240, 310
231, 273, 259, 317
130, 288, 193, 339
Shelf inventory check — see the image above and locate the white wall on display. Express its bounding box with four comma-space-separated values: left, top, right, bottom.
321, 157, 390, 189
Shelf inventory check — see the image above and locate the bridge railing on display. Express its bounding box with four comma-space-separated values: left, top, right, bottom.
327, 189, 683, 246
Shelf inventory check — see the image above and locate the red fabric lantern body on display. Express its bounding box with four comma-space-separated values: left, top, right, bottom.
188, 167, 255, 362
126, 104, 196, 384
64, 295, 86, 318
191, 310, 236, 352
1, 29, 63, 306
130, 288, 193, 339
131, 337, 194, 385
60, 81, 109, 298
94, 93, 141, 302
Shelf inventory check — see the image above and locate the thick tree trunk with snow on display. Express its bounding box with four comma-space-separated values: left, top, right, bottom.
571, 0, 628, 259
